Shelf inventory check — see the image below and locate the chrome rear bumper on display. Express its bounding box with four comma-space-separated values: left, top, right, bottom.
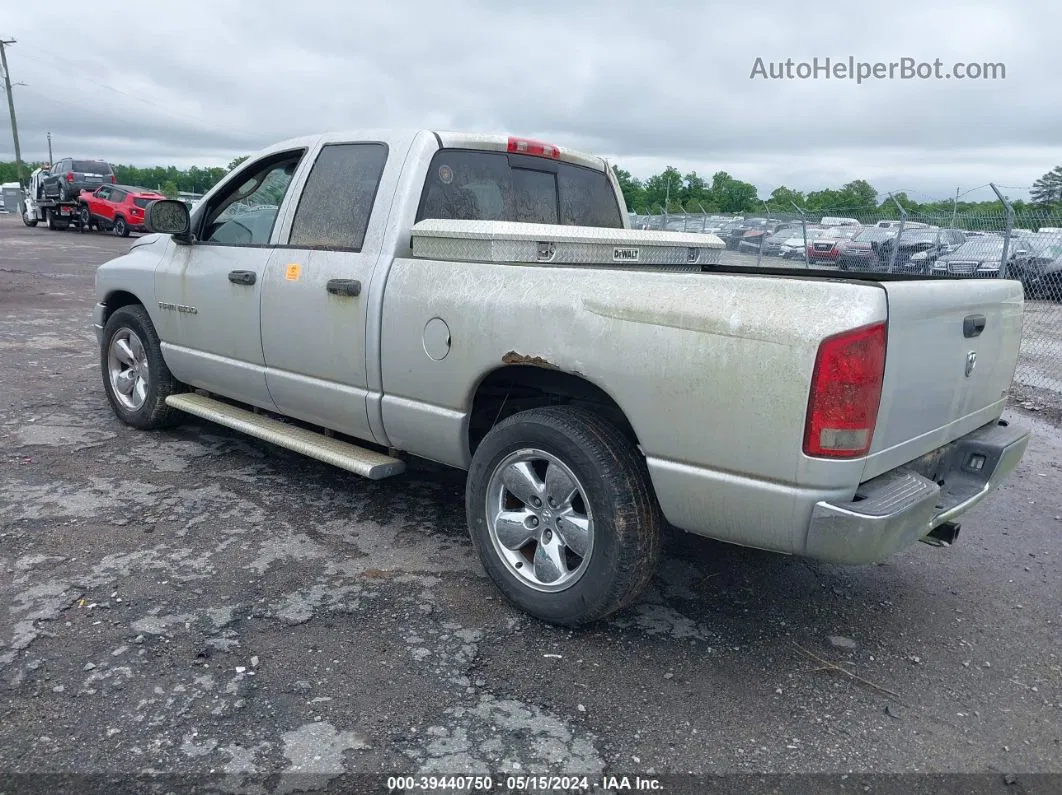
805, 420, 1030, 564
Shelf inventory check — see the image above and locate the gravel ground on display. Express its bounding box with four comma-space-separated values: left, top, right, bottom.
0, 216, 1059, 793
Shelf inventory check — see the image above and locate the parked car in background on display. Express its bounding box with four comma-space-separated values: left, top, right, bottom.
880, 228, 968, 273
758, 225, 810, 256
736, 221, 801, 254
720, 218, 766, 249
820, 216, 862, 227
931, 234, 1036, 279
875, 220, 930, 230
779, 227, 829, 259
1010, 235, 1062, 299
836, 227, 896, 270
806, 225, 862, 265
79, 185, 166, 237
41, 158, 116, 202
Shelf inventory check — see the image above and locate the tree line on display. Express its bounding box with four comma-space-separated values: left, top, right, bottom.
2, 156, 1058, 220
616, 166, 1058, 220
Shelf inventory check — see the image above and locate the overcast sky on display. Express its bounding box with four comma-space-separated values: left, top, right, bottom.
2, 0, 1058, 203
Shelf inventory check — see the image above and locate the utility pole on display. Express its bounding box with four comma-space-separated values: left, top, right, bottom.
47, 131, 53, 164
0, 38, 26, 188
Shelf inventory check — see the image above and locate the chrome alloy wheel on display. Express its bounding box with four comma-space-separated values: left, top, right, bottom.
485, 449, 594, 592
107, 328, 149, 410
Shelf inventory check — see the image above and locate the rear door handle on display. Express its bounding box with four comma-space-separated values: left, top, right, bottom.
963, 313, 986, 338
326, 278, 361, 297
228, 270, 257, 286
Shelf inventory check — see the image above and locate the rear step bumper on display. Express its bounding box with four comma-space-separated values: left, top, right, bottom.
804, 420, 1030, 564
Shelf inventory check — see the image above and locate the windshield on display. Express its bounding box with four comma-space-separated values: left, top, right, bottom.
417, 149, 622, 228
854, 228, 891, 242
898, 231, 942, 242
1032, 244, 1062, 259
949, 239, 1005, 258
73, 160, 113, 174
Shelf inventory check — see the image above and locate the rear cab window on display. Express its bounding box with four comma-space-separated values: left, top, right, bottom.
416, 149, 622, 228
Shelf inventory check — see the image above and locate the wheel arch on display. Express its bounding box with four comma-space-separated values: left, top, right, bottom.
467, 364, 641, 459
100, 290, 145, 326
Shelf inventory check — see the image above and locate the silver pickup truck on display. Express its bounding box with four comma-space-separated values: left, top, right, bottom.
93, 130, 1031, 625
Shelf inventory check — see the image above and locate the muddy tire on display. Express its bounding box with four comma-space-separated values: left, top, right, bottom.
466, 406, 662, 626
100, 304, 184, 430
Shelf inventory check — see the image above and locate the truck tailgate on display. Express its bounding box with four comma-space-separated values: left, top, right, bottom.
863, 278, 1024, 480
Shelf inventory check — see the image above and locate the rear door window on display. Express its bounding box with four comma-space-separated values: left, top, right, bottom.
288, 142, 388, 250
417, 149, 622, 228
109, 189, 127, 203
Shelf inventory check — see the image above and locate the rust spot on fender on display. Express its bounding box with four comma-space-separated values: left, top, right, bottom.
502, 351, 558, 368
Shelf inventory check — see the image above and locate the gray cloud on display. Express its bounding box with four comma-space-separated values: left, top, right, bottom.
2, 0, 1059, 201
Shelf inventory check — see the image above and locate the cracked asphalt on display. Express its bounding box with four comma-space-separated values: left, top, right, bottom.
0, 215, 1059, 793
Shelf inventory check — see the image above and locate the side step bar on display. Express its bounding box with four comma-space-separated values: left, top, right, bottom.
165, 393, 406, 480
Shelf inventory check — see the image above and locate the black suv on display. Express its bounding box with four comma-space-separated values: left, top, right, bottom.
41, 157, 116, 202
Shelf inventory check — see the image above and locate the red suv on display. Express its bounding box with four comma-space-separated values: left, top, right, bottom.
78, 185, 166, 237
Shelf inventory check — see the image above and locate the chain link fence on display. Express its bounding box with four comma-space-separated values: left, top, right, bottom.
629, 195, 1062, 410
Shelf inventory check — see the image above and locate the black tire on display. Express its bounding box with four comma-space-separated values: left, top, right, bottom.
46, 209, 57, 230
113, 216, 129, 237
78, 204, 92, 230
19, 202, 37, 227
466, 406, 662, 626
100, 304, 184, 430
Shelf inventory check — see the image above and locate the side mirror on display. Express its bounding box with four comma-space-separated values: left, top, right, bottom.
144, 199, 192, 243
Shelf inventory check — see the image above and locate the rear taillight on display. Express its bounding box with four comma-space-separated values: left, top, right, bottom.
110, 175, 116, 183
803, 322, 887, 458
507, 136, 560, 159
65, 172, 74, 182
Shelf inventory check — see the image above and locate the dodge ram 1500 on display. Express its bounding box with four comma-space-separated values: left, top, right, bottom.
92, 129, 1031, 625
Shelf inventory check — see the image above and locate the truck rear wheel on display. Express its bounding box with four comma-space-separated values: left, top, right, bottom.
466, 406, 661, 626
100, 305, 184, 430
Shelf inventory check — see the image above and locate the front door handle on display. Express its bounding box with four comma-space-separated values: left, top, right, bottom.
228, 270, 257, 286
326, 278, 361, 297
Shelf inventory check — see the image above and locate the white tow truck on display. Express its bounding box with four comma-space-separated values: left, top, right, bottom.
18, 166, 84, 230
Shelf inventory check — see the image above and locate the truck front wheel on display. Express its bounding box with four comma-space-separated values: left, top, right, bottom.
20, 202, 37, 227
466, 406, 661, 626
100, 305, 184, 430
